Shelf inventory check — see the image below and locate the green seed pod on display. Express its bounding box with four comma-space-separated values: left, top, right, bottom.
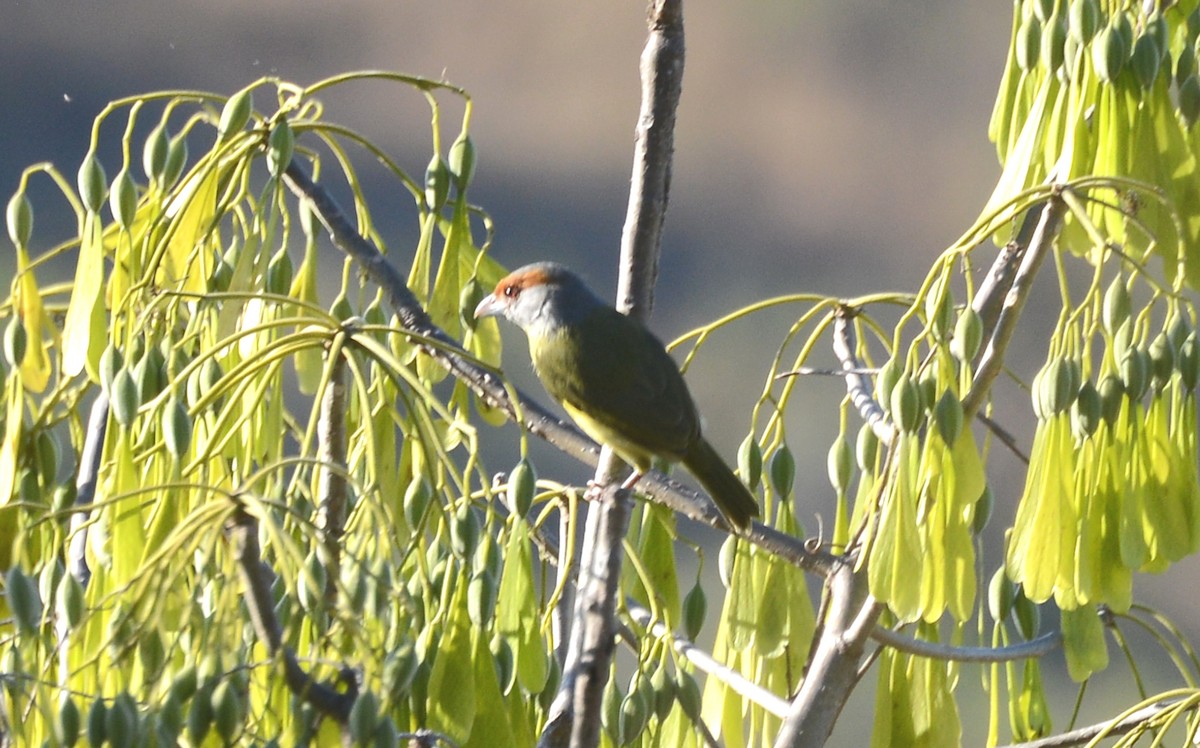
1041, 14, 1067, 72
951, 307, 984, 362
1017, 14, 1043, 71
473, 533, 501, 583
925, 283, 954, 341
682, 580, 707, 641
330, 292, 354, 321
917, 368, 938, 412
737, 434, 763, 489
490, 636, 515, 695
265, 248, 293, 295
971, 484, 994, 535
1179, 333, 1199, 390
827, 438, 852, 493
1121, 347, 1149, 399
217, 88, 254, 141
403, 476, 433, 527
143, 124, 170, 183
200, 358, 222, 399
297, 552, 326, 612
6, 191, 32, 247
718, 535, 736, 589
1177, 45, 1196, 85
1068, 0, 1099, 43
162, 397, 192, 459
1168, 316, 1191, 354
163, 134, 189, 188
1062, 34, 1082, 79
934, 390, 964, 444
1098, 374, 1125, 423
1072, 379, 1102, 437
158, 693, 184, 742
1013, 589, 1041, 639
86, 698, 107, 747
601, 678, 624, 741
1103, 277, 1131, 335
383, 642, 419, 697
1033, 0, 1056, 23
448, 132, 477, 190
266, 120, 295, 177
208, 257, 234, 293
890, 373, 921, 432
987, 567, 1016, 622
349, 691, 380, 744
211, 680, 242, 743
170, 664, 199, 702
6, 566, 40, 633
78, 154, 107, 214
619, 684, 650, 744
52, 483, 76, 512
650, 659, 675, 721
186, 687, 212, 744
507, 459, 536, 518
35, 429, 59, 486
1112, 11, 1132, 50
1130, 33, 1161, 89
450, 505, 480, 558
769, 444, 795, 497
1149, 332, 1174, 385
1092, 23, 1129, 83
856, 423, 879, 472
99, 344, 123, 394
1179, 75, 1200, 126
467, 572, 498, 627
57, 571, 85, 630
4, 316, 27, 368
133, 346, 165, 404
109, 369, 138, 427
459, 278, 485, 330
538, 655, 561, 712
1145, 14, 1169, 60
424, 154, 451, 212
138, 630, 165, 679
57, 695, 81, 747
105, 693, 138, 747
110, 170, 138, 230
675, 670, 701, 720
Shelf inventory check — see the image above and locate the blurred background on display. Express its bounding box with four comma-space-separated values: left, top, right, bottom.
4, 0, 1195, 740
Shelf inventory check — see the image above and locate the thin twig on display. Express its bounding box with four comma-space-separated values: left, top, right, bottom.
869, 626, 1060, 663
832, 308, 894, 446
996, 697, 1197, 748
66, 391, 108, 587
315, 348, 348, 603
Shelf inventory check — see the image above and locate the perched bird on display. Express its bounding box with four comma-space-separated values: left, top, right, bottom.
474, 262, 759, 530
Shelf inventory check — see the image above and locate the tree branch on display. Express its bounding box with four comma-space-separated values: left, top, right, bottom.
66, 391, 108, 587
315, 350, 348, 604
869, 626, 1061, 663
996, 697, 1194, 748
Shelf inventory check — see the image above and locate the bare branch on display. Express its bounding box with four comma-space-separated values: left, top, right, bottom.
869, 626, 1061, 663
996, 697, 1197, 748
66, 391, 108, 588
315, 350, 348, 604
832, 308, 894, 446
972, 205, 1046, 347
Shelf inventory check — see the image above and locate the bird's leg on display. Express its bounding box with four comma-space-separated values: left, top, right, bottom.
583, 471, 643, 501
620, 471, 644, 491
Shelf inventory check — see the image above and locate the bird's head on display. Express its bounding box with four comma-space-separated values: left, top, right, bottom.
474, 262, 604, 335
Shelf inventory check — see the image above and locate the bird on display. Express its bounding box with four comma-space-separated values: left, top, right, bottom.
474, 261, 759, 530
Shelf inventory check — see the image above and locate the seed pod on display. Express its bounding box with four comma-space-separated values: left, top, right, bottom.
675, 670, 702, 719
1041, 14, 1067, 72
4, 316, 27, 367
105, 693, 138, 747
186, 686, 213, 743
57, 571, 85, 629
57, 695, 81, 747
490, 636, 515, 695
1033, 0, 1056, 23
6, 191, 32, 247
162, 396, 192, 459
403, 476, 433, 527
448, 132, 477, 190
35, 430, 59, 486
143, 124, 170, 183
164, 134, 189, 188
951, 307, 983, 362
619, 682, 650, 744
988, 567, 1016, 622
78, 154, 107, 214
138, 630, 165, 679
934, 391, 964, 444
110, 170, 138, 230
1093, 23, 1129, 83
827, 438, 852, 493
1121, 347, 1149, 399
856, 423, 879, 472
170, 664, 199, 702
383, 642, 419, 696
99, 344, 123, 394
890, 373, 921, 432
1149, 332, 1174, 385
538, 656, 561, 712
1180, 75, 1200, 126
211, 680, 242, 743
1177, 45, 1196, 84
110, 367, 139, 426
265, 248, 293, 295
424, 154, 451, 211
6, 566, 41, 634
769, 444, 795, 497
1098, 374, 1124, 423
86, 698, 107, 747
737, 434, 763, 489
682, 580, 707, 641
266, 120, 295, 177
601, 678, 623, 741
972, 484, 994, 534
330, 292, 354, 321
1017, 14, 1043, 72
1102, 277, 1130, 335
1179, 333, 1199, 390
217, 88, 254, 141
925, 283, 954, 341
159, 693, 184, 742
467, 572, 498, 627
506, 459, 536, 518
917, 368, 938, 412
718, 535, 736, 589
451, 505, 481, 558
349, 691, 380, 744
1068, 0, 1099, 43
1072, 379, 1102, 437
459, 278, 485, 330
1130, 33, 1161, 89
1013, 590, 1041, 639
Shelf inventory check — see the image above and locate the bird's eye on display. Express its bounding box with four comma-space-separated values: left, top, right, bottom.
503, 285, 518, 298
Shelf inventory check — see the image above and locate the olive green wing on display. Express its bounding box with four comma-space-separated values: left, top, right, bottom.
532, 308, 699, 460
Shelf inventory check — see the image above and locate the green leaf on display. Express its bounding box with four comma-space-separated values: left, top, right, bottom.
61, 217, 107, 380
426, 568, 477, 742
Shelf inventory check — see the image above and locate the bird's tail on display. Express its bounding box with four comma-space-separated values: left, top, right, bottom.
683, 438, 759, 530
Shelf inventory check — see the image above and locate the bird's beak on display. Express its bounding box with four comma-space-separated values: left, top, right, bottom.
474, 293, 505, 320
